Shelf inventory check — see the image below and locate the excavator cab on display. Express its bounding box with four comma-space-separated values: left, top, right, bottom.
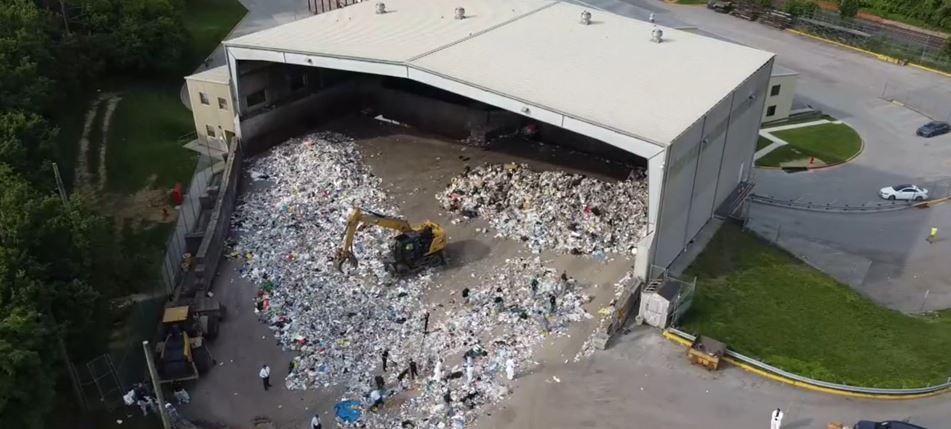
335, 208, 447, 275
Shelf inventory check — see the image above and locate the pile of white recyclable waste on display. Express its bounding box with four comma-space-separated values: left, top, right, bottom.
437, 164, 649, 256
230, 132, 594, 428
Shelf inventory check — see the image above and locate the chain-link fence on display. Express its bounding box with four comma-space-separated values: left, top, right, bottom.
783, 7, 951, 72
104, 137, 228, 397
160, 142, 224, 294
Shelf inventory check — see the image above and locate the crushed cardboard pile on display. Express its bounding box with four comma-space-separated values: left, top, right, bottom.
437, 164, 648, 256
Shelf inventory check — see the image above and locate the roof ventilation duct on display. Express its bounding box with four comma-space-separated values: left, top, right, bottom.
650, 26, 663, 43
580, 10, 591, 25
455, 7, 465, 19
375, 2, 386, 14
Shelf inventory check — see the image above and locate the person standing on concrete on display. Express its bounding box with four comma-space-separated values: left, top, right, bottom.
311, 414, 322, 429
409, 359, 419, 380
259, 364, 272, 391
928, 227, 938, 243
433, 358, 443, 381
770, 408, 784, 429
382, 349, 390, 372
465, 361, 474, 387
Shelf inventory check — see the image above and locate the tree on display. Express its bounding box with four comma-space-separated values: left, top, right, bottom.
837, 0, 861, 18
785, 0, 819, 17
0, 110, 55, 178
0, 0, 54, 110
0, 306, 54, 429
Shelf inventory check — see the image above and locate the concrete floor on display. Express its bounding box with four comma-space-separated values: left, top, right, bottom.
181, 119, 638, 428
475, 327, 945, 429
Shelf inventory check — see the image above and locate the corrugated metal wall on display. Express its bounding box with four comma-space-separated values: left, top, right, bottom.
651, 59, 774, 271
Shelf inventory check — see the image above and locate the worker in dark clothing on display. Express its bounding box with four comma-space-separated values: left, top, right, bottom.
549, 294, 557, 314
382, 349, 389, 372
409, 359, 418, 380
423, 312, 430, 334
374, 375, 385, 390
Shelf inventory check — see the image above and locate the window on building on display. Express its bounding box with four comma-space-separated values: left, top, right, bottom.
246, 90, 266, 107
770, 84, 781, 96
199, 92, 210, 105
206, 125, 216, 137
218, 97, 228, 109
766, 105, 777, 117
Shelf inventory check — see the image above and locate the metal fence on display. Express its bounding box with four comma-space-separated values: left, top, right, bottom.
667, 327, 951, 395
789, 8, 951, 71
159, 149, 223, 294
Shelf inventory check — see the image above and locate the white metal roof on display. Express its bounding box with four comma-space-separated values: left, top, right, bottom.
185, 65, 231, 84
226, 0, 553, 63
225, 0, 773, 148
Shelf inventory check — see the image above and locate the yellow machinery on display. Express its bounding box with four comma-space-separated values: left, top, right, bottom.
335, 207, 447, 275
687, 335, 726, 371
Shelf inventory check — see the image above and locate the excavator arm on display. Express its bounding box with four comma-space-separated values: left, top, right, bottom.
335, 207, 415, 271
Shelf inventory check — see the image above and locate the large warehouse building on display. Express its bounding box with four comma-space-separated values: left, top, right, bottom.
190, 0, 774, 278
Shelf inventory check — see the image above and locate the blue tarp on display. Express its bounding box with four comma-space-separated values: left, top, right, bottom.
334, 399, 363, 423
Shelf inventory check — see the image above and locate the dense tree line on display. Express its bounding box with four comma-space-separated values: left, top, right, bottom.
862, 0, 951, 31
0, 0, 187, 427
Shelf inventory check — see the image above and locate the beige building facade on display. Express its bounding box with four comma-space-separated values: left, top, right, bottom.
185, 66, 236, 150
762, 66, 798, 123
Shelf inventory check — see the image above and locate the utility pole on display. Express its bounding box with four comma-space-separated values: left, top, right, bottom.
52, 162, 69, 206
143, 341, 172, 429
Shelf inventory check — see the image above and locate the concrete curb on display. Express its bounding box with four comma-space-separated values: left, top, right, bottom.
755, 121, 864, 170
662, 329, 951, 399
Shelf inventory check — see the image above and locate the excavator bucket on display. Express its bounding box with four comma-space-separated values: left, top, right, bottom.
335, 249, 359, 272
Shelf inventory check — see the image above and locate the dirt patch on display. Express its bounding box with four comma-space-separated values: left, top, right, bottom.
105, 175, 178, 232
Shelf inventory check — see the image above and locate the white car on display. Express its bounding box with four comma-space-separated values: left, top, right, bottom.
879, 184, 929, 201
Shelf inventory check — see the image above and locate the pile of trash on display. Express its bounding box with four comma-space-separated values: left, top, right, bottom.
437, 163, 649, 256
230, 133, 594, 428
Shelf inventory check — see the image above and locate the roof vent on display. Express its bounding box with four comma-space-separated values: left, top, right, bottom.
375, 2, 386, 14
455, 7, 465, 20
650, 26, 663, 43
580, 10, 591, 25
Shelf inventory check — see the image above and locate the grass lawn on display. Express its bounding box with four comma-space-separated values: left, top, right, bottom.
105, 82, 197, 193
755, 136, 772, 151
680, 222, 951, 388
756, 123, 862, 167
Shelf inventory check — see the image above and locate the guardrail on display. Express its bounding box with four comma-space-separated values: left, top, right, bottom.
750, 194, 913, 213
665, 327, 951, 398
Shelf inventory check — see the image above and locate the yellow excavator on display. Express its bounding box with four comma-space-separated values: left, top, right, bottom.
335, 207, 447, 275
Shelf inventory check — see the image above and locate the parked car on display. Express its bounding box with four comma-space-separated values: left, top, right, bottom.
916, 120, 950, 138
879, 184, 929, 201
854, 420, 928, 429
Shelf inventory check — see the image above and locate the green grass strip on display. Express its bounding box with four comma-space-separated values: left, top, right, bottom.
681, 223, 951, 388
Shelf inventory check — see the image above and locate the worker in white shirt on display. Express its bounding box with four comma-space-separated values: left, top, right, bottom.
259, 364, 271, 391
770, 408, 784, 429
310, 413, 322, 429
